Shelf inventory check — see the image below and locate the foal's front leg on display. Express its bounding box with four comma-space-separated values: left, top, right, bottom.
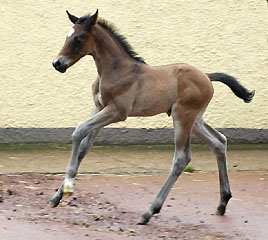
49, 107, 101, 207
49, 106, 120, 207
49, 129, 100, 207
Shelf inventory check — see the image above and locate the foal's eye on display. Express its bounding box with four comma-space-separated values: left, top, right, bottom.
73, 35, 84, 44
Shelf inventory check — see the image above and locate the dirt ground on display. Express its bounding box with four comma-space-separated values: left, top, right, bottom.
0, 145, 267, 240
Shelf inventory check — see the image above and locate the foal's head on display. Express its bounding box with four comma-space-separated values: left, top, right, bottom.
52, 10, 99, 73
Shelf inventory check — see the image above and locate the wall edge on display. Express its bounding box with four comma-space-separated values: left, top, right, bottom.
0, 128, 267, 145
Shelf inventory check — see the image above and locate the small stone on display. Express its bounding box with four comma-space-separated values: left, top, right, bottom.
128, 229, 137, 233
83, 223, 90, 228
244, 220, 248, 223
0, 195, 3, 202
110, 226, 121, 232
35, 191, 44, 196
94, 215, 101, 221
7, 189, 16, 195
70, 203, 78, 207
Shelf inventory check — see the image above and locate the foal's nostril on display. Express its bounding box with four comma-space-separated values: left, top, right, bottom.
53, 60, 61, 68
52, 59, 67, 73
55, 60, 61, 67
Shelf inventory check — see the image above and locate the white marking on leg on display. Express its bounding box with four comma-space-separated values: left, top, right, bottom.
67, 27, 75, 38
63, 177, 74, 194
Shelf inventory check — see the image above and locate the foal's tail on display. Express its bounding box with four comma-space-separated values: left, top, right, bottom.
207, 72, 255, 103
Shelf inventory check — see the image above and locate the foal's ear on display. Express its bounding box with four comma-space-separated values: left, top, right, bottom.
90, 9, 99, 26
85, 9, 99, 32
66, 10, 79, 24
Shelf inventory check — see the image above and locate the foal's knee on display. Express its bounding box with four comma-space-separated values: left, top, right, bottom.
72, 125, 87, 143
72, 131, 81, 143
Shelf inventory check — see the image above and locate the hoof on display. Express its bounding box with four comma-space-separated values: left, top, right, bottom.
62, 181, 74, 199
62, 191, 73, 199
137, 213, 151, 225
48, 199, 60, 208
216, 205, 226, 216
137, 216, 148, 225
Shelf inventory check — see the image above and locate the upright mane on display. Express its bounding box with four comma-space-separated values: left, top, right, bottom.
77, 14, 146, 64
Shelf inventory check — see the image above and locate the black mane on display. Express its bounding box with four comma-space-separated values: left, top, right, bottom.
77, 15, 146, 64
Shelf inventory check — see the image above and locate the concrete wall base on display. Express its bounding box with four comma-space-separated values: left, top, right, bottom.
0, 128, 267, 145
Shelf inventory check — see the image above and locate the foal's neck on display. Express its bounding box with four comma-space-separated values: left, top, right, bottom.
92, 25, 133, 76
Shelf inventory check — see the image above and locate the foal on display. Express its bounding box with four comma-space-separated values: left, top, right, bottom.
50, 10, 254, 224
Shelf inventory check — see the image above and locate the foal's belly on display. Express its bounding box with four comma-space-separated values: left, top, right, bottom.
129, 105, 171, 117
129, 83, 178, 117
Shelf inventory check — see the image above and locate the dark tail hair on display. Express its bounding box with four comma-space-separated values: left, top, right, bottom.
207, 72, 255, 103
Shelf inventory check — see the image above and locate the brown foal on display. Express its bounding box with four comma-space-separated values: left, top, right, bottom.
50, 10, 254, 224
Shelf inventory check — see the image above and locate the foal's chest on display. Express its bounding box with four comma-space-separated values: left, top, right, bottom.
98, 76, 136, 107
97, 82, 115, 107
97, 93, 106, 107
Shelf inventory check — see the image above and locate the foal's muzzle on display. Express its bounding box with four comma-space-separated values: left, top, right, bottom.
52, 58, 68, 73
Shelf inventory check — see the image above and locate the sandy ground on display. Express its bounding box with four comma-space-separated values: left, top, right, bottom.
0, 144, 267, 240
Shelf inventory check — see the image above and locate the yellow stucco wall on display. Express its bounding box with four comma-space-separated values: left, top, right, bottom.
0, 0, 267, 129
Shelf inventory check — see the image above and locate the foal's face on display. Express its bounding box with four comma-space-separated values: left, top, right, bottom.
52, 10, 98, 73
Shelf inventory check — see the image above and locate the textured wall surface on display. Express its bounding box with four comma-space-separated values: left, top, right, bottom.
0, 0, 267, 129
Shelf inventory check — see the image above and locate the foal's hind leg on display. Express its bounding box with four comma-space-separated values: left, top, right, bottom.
49, 107, 101, 207
193, 117, 232, 215
138, 104, 197, 225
